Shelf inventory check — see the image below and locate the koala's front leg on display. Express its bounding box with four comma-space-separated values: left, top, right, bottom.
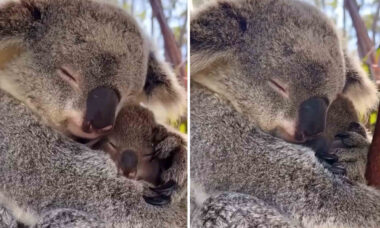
192, 192, 302, 228
144, 125, 187, 205
330, 122, 370, 184
32, 209, 104, 228
305, 136, 347, 175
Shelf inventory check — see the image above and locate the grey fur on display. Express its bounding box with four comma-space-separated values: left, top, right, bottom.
192, 192, 302, 228
190, 0, 379, 227
0, 90, 186, 227
0, 0, 186, 138
96, 104, 187, 201
0, 0, 186, 226
191, 83, 379, 227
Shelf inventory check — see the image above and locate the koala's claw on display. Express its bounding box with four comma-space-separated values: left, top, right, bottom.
335, 133, 350, 139
329, 163, 347, 175
150, 180, 177, 197
333, 131, 369, 149
143, 180, 177, 206
316, 152, 338, 164
348, 122, 367, 137
143, 195, 171, 206
321, 160, 347, 175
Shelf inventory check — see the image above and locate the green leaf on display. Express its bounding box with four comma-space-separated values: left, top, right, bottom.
179, 123, 187, 133
370, 112, 378, 125
327, 0, 338, 8
137, 11, 147, 20
362, 63, 370, 74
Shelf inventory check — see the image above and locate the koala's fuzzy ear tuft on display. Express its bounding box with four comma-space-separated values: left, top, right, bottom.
22, 1, 42, 21
342, 54, 379, 117
140, 52, 186, 123
0, 0, 44, 40
190, 1, 246, 53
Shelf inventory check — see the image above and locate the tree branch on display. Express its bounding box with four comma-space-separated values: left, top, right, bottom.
345, 0, 375, 64
149, 0, 186, 84
366, 105, 380, 188
372, 2, 380, 46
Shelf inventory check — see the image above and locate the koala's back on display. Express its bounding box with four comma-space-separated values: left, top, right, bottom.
190, 82, 380, 227
0, 90, 185, 227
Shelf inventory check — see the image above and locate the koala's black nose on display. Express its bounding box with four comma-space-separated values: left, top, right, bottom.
83, 87, 119, 133
120, 150, 138, 172
297, 97, 328, 138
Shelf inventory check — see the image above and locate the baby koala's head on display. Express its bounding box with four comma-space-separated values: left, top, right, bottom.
95, 104, 165, 185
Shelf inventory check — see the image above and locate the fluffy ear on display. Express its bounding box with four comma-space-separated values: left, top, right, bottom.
190, 1, 243, 82
191, 1, 247, 54
342, 53, 379, 117
0, 0, 44, 42
140, 51, 186, 123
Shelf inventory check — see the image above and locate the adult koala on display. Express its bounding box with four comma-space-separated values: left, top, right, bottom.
0, 0, 186, 226
190, 0, 379, 227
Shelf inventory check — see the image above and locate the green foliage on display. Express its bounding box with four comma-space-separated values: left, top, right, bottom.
370, 112, 378, 125
179, 122, 187, 133
169, 118, 187, 134
360, 48, 379, 133
136, 11, 147, 21
122, 2, 130, 11
327, 0, 338, 8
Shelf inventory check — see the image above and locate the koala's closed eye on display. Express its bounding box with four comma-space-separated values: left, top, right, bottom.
57, 66, 79, 89
268, 78, 289, 98
106, 141, 118, 151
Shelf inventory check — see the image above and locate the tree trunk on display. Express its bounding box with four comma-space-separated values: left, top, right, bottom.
149, 0, 186, 85
366, 106, 380, 187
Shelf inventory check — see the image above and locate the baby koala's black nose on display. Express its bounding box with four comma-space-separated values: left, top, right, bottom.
120, 150, 138, 174
83, 87, 119, 133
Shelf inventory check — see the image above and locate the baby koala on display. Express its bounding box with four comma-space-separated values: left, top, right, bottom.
304, 95, 363, 176
94, 104, 171, 186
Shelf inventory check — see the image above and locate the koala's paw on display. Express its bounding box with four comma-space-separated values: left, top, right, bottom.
321, 161, 347, 176
144, 145, 187, 206
151, 127, 185, 160
144, 126, 187, 206
306, 136, 346, 175
316, 151, 346, 175
329, 122, 370, 183
332, 122, 369, 149
143, 180, 177, 206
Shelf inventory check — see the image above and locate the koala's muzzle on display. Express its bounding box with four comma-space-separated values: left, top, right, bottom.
296, 97, 328, 141
83, 87, 119, 133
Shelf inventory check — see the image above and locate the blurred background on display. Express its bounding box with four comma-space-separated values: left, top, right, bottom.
113, 0, 187, 84
191, 0, 380, 133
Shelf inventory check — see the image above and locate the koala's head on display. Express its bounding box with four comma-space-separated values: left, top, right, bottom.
191, 0, 346, 143
0, 0, 185, 139
99, 104, 157, 159
95, 104, 162, 184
